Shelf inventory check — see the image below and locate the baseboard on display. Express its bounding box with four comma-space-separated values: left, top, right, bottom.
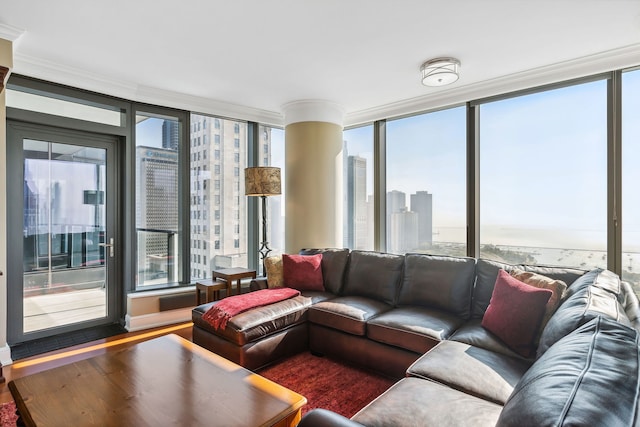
125, 307, 193, 332
0, 344, 13, 366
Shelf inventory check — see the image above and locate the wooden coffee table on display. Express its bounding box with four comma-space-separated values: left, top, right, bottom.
8, 334, 306, 427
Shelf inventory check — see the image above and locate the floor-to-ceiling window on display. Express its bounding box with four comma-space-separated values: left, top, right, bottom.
344, 125, 375, 251
478, 79, 608, 268
135, 112, 182, 288
386, 107, 467, 256
622, 68, 640, 295
189, 114, 248, 281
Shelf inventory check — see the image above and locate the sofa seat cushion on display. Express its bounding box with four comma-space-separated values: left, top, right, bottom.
407, 341, 532, 405
498, 316, 640, 427
449, 319, 529, 360
298, 290, 337, 304
351, 377, 502, 427
367, 306, 464, 354
192, 295, 315, 346
308, 296, 392, 336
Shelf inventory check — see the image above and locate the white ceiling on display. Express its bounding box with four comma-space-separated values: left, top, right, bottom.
1, 0, 640, 126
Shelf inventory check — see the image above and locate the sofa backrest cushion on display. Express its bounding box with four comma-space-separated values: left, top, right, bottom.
299, 248, 350, 294
472, 259, 523, 319
343, 251, 404, 306
537, 268, 632, 357
621, 280, 640, 330
398, 254, 475, 319
497, 316, 640, 427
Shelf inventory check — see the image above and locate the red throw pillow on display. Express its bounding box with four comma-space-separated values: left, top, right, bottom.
282, 253, 324, 291
482, 269, 552, 357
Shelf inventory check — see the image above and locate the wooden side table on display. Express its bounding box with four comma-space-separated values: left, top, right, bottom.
212, 267, 257, 296
195, 279, 230, 305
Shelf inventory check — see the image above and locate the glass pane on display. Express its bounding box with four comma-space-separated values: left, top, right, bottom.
344, 126, 375, 250
135, 113, 181, 288
259, 126, 285, 268
479, 81, 607, 268
7, 88, 123, 126
190, 114, 248, 281
622, 68, 640, 297
386, 108, 467, 256
23, 140, 107, 332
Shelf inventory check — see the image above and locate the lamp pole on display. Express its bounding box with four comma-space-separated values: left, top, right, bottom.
258, 195, 271, 260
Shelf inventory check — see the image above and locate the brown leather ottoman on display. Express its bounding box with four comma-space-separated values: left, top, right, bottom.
192, 292, 333, 370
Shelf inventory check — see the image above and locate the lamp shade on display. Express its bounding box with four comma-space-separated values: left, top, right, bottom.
245, 167, 281, 196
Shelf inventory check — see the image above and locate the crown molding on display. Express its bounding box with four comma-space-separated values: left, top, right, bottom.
13, 52, 138, 98
345, 43, 640, 127
135, 85, 283, 127
10, 42, 640, 129
281, 99, 345, 126
0, 23, 25, 43
12, 52, 283, 126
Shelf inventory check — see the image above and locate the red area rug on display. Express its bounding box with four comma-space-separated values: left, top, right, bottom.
258, 352, 395, 418
0, 401, 17, 427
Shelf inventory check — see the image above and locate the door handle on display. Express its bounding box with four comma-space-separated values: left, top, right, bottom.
99, 238, 115, 258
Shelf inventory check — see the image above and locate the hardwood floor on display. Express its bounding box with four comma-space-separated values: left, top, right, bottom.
0, 322, 193, 404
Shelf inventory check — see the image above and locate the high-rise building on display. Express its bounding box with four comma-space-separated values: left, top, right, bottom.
162, 120, 179, 150
135, 145, 179, 281
389, 208, 418, 254
189, 116, 254, 277
387, 190, 406, 215
411, 191, 433, 248
386, 190, 406, 247
347, 155, 368, 249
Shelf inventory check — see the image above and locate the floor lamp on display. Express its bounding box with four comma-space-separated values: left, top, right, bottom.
245, 167, 281, 261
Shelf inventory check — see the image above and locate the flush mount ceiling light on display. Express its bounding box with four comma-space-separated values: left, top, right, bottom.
420, 57, 461, 86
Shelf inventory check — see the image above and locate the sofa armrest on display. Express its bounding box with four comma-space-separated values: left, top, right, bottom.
297, 409, 364, 427
250, 277, 269, 291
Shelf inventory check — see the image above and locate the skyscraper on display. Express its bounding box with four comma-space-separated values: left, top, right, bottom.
162, 120, 179, 150
386, 190, 406, 247
135, 145, 179, 282
347, 155, 368, 249
389, 208, 418, 254
189, 116, 252, 277
411, 191, 433, 248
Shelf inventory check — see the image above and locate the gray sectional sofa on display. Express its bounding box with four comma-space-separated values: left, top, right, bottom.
191, 249, 640, 426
